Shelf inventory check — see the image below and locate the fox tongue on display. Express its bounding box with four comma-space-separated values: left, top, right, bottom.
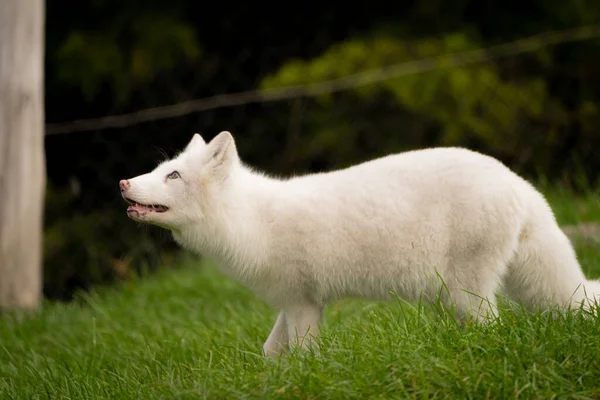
128, 204, 146, 215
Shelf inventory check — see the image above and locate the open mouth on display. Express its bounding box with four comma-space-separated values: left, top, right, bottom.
124, 197, 169, 214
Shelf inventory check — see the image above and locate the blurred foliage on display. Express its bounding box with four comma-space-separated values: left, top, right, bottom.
43, 185, 178, 301
261, 31, 598, 178
42, 0, 600, 299
55, 10, 200, 103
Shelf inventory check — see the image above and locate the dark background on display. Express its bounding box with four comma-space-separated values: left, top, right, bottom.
43, 0, 600, 300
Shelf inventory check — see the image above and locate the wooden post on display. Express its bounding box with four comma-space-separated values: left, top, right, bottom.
0, 0, 46, 310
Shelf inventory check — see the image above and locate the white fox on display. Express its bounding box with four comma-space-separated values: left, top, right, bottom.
120, 131, 600, 356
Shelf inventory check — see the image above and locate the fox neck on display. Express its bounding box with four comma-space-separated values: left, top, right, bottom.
174, 166, 276, 279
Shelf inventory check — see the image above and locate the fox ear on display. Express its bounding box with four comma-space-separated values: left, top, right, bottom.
203, 131, 238, 175
185, 133, 206, 153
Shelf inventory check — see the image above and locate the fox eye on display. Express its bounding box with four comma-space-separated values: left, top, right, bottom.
167, 171, 180, 180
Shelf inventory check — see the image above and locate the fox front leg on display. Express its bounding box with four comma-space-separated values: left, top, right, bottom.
263, 310, 289, 356
285, 303, 323, 351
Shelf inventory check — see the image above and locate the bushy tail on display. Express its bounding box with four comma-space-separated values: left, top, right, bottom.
580, 280, 600, 308
504, 215, 599, 311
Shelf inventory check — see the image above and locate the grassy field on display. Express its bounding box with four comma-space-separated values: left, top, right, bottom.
1, 189, 599, 399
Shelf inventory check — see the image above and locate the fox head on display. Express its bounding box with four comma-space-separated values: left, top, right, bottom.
119, 131, 239, 231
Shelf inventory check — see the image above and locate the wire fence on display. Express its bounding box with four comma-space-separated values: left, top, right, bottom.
46, 24, 600, 135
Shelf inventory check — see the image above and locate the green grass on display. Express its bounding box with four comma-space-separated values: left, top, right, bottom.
1, 189, 600, 399
544, 186, 600, 227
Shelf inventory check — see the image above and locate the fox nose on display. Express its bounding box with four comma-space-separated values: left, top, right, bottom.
119, 179, 130, 192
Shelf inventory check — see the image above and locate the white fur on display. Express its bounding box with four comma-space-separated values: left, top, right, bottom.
121, 131, 600, 356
